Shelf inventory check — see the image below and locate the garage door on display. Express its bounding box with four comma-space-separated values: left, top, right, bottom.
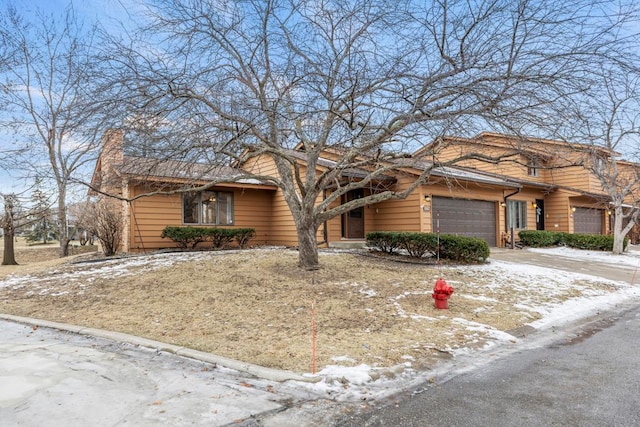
574, 207, 603, 234
432, 197, 497, 246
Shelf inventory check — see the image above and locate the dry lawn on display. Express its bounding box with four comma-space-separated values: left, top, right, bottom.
0, 240, 619, 374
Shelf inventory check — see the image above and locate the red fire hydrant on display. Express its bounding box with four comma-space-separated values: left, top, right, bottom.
432, 278, 454, 309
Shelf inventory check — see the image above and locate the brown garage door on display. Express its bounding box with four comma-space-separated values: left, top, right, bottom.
432, 197, 497, 246
574, 207, 603, 234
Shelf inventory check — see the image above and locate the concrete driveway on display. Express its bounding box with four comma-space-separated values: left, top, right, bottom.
489, 247, 639, 283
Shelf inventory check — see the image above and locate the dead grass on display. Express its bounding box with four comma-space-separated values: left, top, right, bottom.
0, 237, 98, 277
0, 245, 619, 373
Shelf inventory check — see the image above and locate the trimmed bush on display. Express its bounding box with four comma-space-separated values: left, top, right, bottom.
561, 233, 627, 251
438, 234, 490, 263
366, 231, 489, 263
518, 230, 563, 247
206, 228, 235, 249
517, 229, 628, 251
366, 231, 402, 254
234, 228, 256, 248
397, 232, 438, 258
160, 226, 207, 249
161, 226, 256, 250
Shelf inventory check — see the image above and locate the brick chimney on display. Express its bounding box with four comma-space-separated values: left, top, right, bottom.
99, 129, 125, 196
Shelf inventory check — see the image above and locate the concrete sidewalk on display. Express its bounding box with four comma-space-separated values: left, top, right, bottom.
0, 320, 292, 426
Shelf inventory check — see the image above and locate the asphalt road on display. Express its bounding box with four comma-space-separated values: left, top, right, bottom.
338, 302, 640, 426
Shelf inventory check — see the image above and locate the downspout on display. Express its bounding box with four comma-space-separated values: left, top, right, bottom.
503, 188, 522, 249
131, 201, 147, 254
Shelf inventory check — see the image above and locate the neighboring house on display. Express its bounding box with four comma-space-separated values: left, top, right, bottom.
419, 132, 640, 241
90, 130, 639, 252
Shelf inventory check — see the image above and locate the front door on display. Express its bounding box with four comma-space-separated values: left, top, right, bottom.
536, 199, 545, 230
342, 189, 365, 239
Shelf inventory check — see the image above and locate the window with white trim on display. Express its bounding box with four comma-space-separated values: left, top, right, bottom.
183, 191, 234, 225
506, 200, 527, 230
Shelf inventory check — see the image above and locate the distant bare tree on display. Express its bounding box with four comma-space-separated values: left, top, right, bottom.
0, 5, 106, 257
100, 0, 638, 269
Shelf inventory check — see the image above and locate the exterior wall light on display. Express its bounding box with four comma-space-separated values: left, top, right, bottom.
571, 206, 576, 212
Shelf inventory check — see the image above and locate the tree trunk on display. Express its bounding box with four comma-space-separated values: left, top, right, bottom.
611, 206, 635, 255
2, 226, 18, 265
58, 186, 70, 257
296, 222, 320, 270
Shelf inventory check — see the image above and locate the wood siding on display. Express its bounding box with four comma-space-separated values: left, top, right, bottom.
433, 138, 609, 196
97, 131, 640, 253
543, 190, 572, 232
128, 184, 274, 251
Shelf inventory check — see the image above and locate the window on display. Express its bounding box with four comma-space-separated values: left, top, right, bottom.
527, 160, 539, 177
183, 191, 234, 225
506, 200, 527, 230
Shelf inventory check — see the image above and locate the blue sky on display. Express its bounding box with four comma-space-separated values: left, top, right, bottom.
0, 0, 142, 196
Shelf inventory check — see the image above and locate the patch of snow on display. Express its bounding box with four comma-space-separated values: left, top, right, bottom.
317, 364, 372, 385
331, 355, 356, 364
528, 246, 640, 268
359, 287, 377, 297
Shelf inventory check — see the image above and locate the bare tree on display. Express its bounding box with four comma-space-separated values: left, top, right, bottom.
570, 67, 640, 253
75, 198, 122, 257
0, 5, 105, 257
100, 0, 637, 269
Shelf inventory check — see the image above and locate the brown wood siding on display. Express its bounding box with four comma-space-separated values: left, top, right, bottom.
128, 185, 274, 251
267, 188, 298, 246
433, 139, 610, 196
433, 142, 548, 183
546, 166, 589, 192
587, 173, 605, 194
242, 154, 301, 246
543, 191, 572, 232
370, 177, 422, 233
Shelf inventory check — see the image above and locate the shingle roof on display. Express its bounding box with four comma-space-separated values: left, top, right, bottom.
116, 156, 274, 186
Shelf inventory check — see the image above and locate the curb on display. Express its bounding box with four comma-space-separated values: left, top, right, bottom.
0, 313, 321, 384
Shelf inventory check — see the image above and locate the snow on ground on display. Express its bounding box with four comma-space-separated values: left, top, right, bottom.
0, 251, 215, 292
3, 247, 640, 403
529, 245, 640, 268
297, 247, 640, 400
